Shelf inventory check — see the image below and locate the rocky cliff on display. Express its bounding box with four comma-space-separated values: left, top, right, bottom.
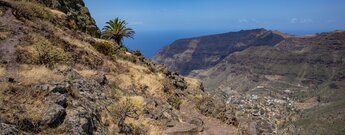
153, 29, 286, 75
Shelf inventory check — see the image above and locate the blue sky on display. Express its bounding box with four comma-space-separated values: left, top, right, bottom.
84, 0, 345, 57
85, 0, 345, 32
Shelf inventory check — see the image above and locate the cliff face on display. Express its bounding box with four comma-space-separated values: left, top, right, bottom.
36, 0, 100, 37
153, 29, 286, 75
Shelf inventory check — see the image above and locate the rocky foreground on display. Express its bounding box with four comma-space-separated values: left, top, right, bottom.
0, 0, 245, 134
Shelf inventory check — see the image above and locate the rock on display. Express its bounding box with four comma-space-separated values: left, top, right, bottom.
166, 121, 176, 127
7, 77, 15, 83
62, 104, 106, 135
188, 117, 204, 132
165, 122, 199, 135
48, 93, 67, 108
64, 69, 83, 80
42, 104, 66, 128
0, 123, 18, 135
35, 0, 101, 37
50, 85, 69, 94
92, 73, 108, 86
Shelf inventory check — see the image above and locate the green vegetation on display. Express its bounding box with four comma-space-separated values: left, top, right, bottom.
101, 18, 135, 45
92, 41, 118, 56
12, 0, 51, 20
293, 99, 345, 135
34, 39, 71, 68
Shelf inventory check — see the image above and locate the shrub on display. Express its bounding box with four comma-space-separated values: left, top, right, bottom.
12, 0, 51, 20
129, 123, 148, 135
34, 39, 71, 68
167, 95, 182, 110
92, 41, 117, 56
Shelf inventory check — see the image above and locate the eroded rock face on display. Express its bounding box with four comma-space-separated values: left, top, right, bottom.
35, 0, 101, 37
0, 69, 112, 134
41, 104, 66, 128
0, 123, 18, 135
153, 29, 286, 75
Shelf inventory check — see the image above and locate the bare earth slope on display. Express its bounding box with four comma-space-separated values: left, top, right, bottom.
0, 0, 241, 134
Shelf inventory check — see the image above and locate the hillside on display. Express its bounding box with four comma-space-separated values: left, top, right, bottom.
199, 31, 345, 134
154, 29, 345, 134
0, 0, 244, 134
153, 29, 286, 75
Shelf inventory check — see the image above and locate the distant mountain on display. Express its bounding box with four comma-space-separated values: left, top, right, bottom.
153, 29, 287, 75
154, 29, 345, 134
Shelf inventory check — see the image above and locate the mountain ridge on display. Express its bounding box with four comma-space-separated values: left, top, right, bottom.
154, 28, 345, 134
153, 28, 287, 75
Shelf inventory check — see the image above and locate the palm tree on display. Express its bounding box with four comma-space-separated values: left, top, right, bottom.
102, 18, 135, 45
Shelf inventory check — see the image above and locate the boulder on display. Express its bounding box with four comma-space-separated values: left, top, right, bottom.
92, 73, 108, 86
188, 117, 204, 132
165, 122, 199, 135
47, 92, 67, 108
41, 104, 66, 128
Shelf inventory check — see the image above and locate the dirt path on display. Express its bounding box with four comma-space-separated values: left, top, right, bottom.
0, 7, 24, 78
179, 102, 238, 135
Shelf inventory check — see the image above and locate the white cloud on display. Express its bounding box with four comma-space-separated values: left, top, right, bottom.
238, 19, 259, 23
239, 19, 249, 23
290, 18, 313, 24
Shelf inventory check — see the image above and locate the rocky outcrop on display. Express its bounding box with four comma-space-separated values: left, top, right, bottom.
35, 0, 101, 37
153, 29, 286, 75
0, 69, 112, 134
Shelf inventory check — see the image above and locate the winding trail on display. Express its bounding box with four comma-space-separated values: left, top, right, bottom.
0, 7, 24, 78
179, 101, 238, 135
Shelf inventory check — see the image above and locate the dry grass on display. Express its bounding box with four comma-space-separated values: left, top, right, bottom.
114, 60, 166, 97
24, 98, 48, 121
185, 77, 202, 90
120, 96, 146, 110
0, 67, 6, 77
53, 25, 100, 56
100, 108, 118, 134
17, 65, 63, 85
77, 69, 97, 78
47, 8, 66, 18
0, 31, 11, 40
125, 117, 165, 135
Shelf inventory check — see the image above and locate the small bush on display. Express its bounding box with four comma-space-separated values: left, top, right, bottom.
129, 123, 148, 135
167, 95, 182, 110
12, 1, 51, 20
34, 39, 71, 68
92, 41, 117, 56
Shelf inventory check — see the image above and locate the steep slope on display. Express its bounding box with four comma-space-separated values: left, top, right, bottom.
156, 28, 345, 134
153, 29, 286, 75
199, 31, 345, 134
0, 0, 244, 135
201, 31, 345, 96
